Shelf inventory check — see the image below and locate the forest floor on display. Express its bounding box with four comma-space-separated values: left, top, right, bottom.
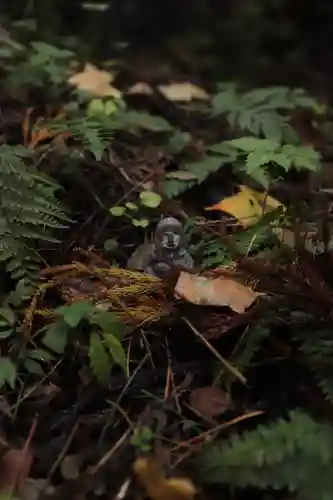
0, 23, 333, 500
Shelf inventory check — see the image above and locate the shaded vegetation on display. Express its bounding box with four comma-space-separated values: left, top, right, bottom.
0, 2, 333, 500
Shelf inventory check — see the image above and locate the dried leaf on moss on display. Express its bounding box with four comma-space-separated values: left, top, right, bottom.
174, 272, 262, 313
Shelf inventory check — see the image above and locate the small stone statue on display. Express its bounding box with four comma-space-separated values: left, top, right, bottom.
127, 216, 194, 277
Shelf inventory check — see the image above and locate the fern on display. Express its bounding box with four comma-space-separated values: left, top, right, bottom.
212, 85, 323, 143
0, 144, 68, 283
195, 411, 333, 500
231, 325, 270, 370
292, 325, 333, 405
42, 109, 173, 161
225, 137, 321, 188
163, 86, 323, 197
163, 148, 237, 198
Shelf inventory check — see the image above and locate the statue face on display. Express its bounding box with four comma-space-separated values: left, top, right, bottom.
161, 230, 181, 250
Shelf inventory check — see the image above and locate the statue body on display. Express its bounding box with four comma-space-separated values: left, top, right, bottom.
127, 217, 194, 277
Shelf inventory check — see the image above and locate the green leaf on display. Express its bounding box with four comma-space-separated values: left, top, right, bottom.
245, 151, 271, 188
6, 279, 33, 307
167, 130, 191, 153
0, 329, 13, 339
89, 332, 111, 382
90, 311, 126, 339
260, 112, 284, 142
31, 41, 74, 59
24, 358, 44, 376
28, 349, 54, 362
282, 145, 321, 172
270, 152, 292, 170
163, 179, 196, 198
132, 218, 149, 228
208, 142, 237, 156
125, 202, 138, 211
212, 88, 238, 114
124, 111, 173, 132
228, 137, 279, 153
139, 191, 162, 208
0, 308, 15, 326
103, 333, 126, 370
56, 301, 93, 328
87, 98, 105, 115
84, 128, 105, 161
185, 155, 225, 182
104, 99, 118, 115
110, 206, 126, 216
42, 320, 69, 354
163, 155, 226, 198
103, 238, 118, 252
0, 357, 16, 389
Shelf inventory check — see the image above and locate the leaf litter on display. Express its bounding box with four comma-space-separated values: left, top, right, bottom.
174, 271, 263, 313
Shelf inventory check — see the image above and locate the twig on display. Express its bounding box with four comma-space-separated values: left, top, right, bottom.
88, 428, 131, 475
182, 316, 247, 385
44, 421, 79, 487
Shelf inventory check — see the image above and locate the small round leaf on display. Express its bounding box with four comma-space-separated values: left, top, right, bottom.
125, 202, 138, 211
132, 218, 149, 228
109, 206, 126, 216
104, 238, 118, 252
139, 191, 162, 208
87, 98, 105, 115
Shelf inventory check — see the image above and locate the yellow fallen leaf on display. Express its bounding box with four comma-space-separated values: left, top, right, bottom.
68, 63, 121, 98
205, 185, 285, 228
158, 82, 209, 102
174, 272, 262, 313
127, 82, 153, 95
133, 456, 196, 500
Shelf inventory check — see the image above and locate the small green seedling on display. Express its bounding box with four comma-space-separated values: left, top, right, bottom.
109, 190, 162, 228
130, 426, 154, 453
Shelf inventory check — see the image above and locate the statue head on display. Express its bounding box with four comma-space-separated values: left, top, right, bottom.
154, 217, 187, 252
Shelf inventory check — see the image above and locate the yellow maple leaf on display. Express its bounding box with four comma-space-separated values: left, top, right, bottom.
157, 82, 209, 102
205, 185, 284, 228
68, 63, 121, 98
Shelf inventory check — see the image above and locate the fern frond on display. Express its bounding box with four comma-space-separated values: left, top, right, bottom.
212, 85, 322, 143
231, 325, 270, 370
293, 326, 333, 405
196, 411, 333, 500
0, 145, 69, 283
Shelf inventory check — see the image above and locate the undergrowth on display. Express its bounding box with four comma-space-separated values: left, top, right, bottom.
0, 26, 333, 500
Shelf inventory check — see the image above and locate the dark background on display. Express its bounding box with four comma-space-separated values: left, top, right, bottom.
2, 0, 333, 94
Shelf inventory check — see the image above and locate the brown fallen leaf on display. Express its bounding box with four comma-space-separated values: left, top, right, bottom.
157, 82, 209, 102
23, 382, 61, 402
165, 171, 198, 181
0, 419, 36, 497
68, 63, 121, 98
189, 386, 232, 420
273, 225, 325, 255
0, 448, 34, 496
174, 272, 262, 313
20, 478, 51, 500
60, 454, 81, 480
